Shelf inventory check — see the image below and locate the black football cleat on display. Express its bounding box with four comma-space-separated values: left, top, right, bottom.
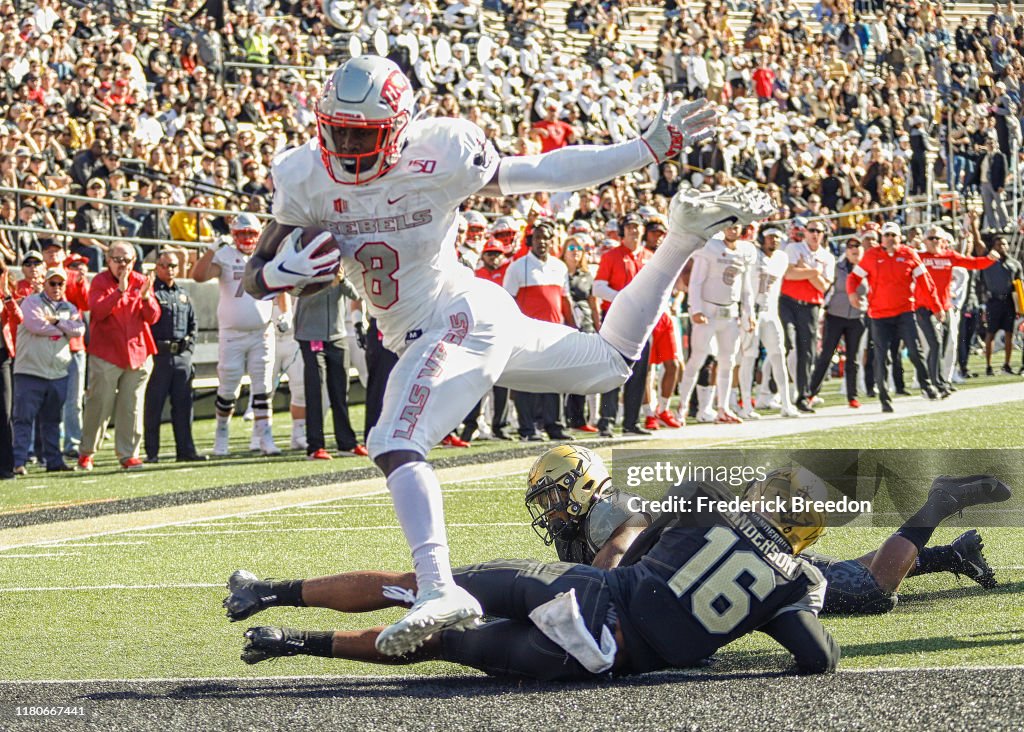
929, 475, 1013, 514
949, 530, 997, 589
241, 626, 306, 665
223, 569, 278, 622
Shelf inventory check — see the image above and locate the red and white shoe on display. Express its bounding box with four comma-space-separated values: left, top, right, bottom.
715, 410, 743, 424
441, 435, 470, 448
576, 424, 599, 433
307, 448, 332, 460
339, 445, 370, 457
657, 410, 682, 428
644, 415, 660, 431
848, 399, 861, 409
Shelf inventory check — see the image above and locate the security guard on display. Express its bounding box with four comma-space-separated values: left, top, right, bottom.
143, 251, 205, 462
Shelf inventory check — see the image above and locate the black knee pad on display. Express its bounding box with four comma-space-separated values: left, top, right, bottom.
252, 392, 271, 417
215, 395, 235, 413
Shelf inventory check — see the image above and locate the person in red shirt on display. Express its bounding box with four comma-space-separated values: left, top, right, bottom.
847, 222, 942, 412
78, 242, 160, 471
475, 239, 510, 286
503, 220, 576, 441
593, 213, 651, 436
532, 102, 579, 154
0, 262, 23, 479
751, 58, 776, 101
41, 241, 90, 457
917, 227, 999, 394
13, 250, 45, 302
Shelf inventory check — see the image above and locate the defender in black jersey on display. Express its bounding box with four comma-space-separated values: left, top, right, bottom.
224, 476, 839, 679
523, 447, 1009, 615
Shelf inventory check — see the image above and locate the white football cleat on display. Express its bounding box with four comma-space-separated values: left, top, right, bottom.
738, 406, 761, 420
259, 428, 281, 456
759, 393, 782, 410
669, 186, 776, 238
695, 409, 717, 424
213, 422, 230, 456
374, 585, 483, 656
780, 405, 801, 418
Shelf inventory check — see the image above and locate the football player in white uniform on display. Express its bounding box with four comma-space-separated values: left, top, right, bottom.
676, 224, 758, 424
239, 56, 773, 656
738, 226, 798, 419
193, 213, 280, 457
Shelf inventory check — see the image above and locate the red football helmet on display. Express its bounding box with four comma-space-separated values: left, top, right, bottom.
230, 212, 262, 255
464, 210, 488, 244
317, 56, 415, 185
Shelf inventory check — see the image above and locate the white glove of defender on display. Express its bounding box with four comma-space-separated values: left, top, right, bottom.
261, 228, 341, 294
641, 98, 719, 163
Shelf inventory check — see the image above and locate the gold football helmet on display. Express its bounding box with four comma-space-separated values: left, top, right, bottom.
525, 445, 612, 545
743, 466, 827, 554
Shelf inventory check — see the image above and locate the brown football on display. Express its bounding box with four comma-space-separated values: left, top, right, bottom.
289, 226, 342, 298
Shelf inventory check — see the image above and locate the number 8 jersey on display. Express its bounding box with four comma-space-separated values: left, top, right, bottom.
271, 117, 500, 354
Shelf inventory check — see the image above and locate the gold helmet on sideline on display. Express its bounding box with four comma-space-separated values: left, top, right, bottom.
743, 466, 827, 554
525, 445, 612, 545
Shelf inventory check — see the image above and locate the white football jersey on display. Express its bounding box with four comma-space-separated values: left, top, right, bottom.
213, 246, 274, 331
754, 248, 789, 312
272, 117, 500, 352
689, 237, 757, 318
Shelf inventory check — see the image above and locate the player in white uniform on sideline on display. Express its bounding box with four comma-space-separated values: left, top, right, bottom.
192, 213, 280, 456
738, 226, 799, 419
676, 223, 757, 424
230, 56, 774, 656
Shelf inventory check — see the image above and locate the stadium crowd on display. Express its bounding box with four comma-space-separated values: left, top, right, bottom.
0, 0, 1023, 476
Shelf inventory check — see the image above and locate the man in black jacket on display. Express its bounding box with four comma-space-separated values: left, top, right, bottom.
979, 137, 1009, 232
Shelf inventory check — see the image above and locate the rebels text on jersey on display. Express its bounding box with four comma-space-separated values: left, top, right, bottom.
271, 117, 500, 353
606, 509, 825, 671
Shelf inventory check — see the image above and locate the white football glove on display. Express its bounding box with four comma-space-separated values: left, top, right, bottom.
641, 98, 719, 164
261, 228, 341, 295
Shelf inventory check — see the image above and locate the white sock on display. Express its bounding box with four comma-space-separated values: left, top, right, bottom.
386, 461, 453, 594
643, 403, 655, 417
292, 419, 305, 438
216, 414, 229, 429
657, 395, 670, 413
697, 385, 715, 414
601, 230, 704, 359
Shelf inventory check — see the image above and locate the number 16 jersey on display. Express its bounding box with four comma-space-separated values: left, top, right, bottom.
271, 117, 500, 353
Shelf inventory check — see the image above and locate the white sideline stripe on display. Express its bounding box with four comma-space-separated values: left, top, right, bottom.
0, 553, 82, 558
0, 583, 222, 593
3, 664, 1024, 685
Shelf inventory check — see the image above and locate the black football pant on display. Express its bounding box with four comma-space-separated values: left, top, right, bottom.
957, 307, 980, 374
300, 339, 358, 453
870, 312, 931, 408
143, 351, 198, 460
779, 296, 819, 400
0, 347, 13, 475
808, 314, 865, 399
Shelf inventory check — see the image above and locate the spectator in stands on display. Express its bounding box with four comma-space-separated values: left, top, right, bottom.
294, 277, 368, 459
503, 219, 576, 442
78, 241, 159, 471
979, 137, 1009, 232
71, 177, 120, 272
14, 249, 45, 301
561, 234, 601, 433
40, 240, 88, 458
12, 265, 81, 474
144, 250, 204, 464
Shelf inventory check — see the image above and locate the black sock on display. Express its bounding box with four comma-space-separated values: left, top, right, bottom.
295, 630, 335, 658
266, 580, 306, 607
907, 545, 955, 576
894, 490, 961, 551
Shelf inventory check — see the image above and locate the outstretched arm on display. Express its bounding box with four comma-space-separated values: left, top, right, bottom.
476, 100, 717, 197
